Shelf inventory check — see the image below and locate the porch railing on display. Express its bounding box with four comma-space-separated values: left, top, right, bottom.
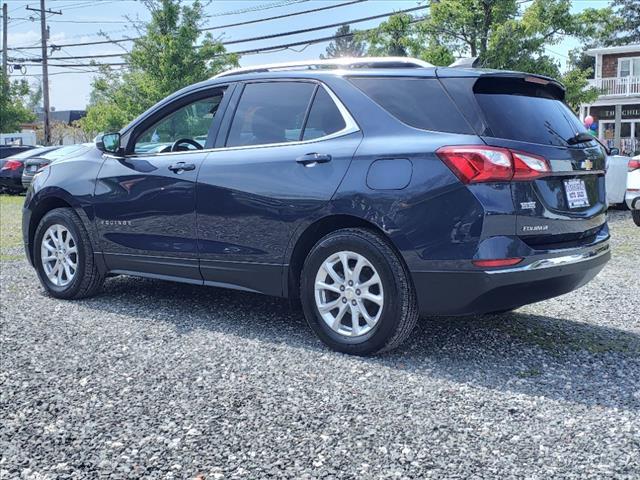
589, 76, 640, 97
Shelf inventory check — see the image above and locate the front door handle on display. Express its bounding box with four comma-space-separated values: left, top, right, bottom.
168, 162, 196, 173
296, 153, 332, 167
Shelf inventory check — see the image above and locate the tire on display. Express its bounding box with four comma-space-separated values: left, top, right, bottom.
33, 207, 104, 299
633, 210, 640, 227
300, 228, 419, 356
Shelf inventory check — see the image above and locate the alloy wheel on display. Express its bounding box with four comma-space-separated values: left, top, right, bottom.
314, 250, 384, 337
40, 224, 78, 287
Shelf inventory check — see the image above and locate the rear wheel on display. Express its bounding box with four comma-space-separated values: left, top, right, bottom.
300, 228, 418, 355
633, 210, 640, 227
34, 208, 104, 299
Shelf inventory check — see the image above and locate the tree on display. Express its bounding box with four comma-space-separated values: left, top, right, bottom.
361, 1, 615, 109
320, 25, 365, 59
361, 13, 421, 57
607, 0, 640, 45
78, 0, 238, 136
0, 73, 37, 132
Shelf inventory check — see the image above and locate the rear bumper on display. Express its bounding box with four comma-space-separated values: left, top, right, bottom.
411, 239, 610, 315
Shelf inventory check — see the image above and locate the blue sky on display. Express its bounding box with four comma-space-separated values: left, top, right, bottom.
2, 0, 610, 110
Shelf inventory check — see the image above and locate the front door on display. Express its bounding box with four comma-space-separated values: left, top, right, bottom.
94, 86, 230, 282
195, 80, 362, 295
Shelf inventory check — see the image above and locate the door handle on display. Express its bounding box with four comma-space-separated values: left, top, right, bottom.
168, 162, 196, 173
296, 153, 332, 167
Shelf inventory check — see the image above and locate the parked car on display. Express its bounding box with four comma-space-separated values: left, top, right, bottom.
0, 146, 60, 194
603, 149, 630, 207
0, 144, 34, 159
23, 57, 611, 355
627, 155, 640, 226
21, 143, 93, 189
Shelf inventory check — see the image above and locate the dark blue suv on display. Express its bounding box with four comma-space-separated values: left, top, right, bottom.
23, 58, 610, 355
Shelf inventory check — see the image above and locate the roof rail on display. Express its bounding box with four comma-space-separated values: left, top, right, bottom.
213, 56, 433, 79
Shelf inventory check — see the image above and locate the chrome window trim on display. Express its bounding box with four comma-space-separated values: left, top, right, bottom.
121, 82, 359, 158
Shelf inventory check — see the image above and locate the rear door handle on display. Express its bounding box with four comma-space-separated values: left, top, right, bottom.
296, 153, 332, 167
168, 162, 196, 173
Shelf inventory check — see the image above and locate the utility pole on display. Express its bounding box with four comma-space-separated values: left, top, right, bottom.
26, 1, 61, 145
2, 3, 7, 79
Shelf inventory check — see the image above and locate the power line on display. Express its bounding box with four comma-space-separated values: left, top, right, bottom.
12, 4, 426, 62
8, 0, 367, 50
14, 15, 426, 69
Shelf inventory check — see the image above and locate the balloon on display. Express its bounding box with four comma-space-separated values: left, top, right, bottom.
590, 123, 597, 131
584, 115, 594, 127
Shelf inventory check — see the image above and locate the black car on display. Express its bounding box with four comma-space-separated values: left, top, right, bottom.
0, 144, 34, 159
21, 144, 93, 189
0, 146, 60, 194
23, 58, 610, 355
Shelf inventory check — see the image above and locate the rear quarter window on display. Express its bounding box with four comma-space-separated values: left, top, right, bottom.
348, 77, 474, 134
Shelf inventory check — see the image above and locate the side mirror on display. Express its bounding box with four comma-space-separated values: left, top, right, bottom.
96, 132, 122, 155
608, 147, 620, 156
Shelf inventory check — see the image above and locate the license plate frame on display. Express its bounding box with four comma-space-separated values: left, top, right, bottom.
564, 178, 589, 209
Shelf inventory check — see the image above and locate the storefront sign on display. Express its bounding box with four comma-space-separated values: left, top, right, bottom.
590, 104, 640, 121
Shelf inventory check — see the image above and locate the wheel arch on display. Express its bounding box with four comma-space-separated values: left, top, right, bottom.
286, 214, 407, 301
25, 190, 96, 266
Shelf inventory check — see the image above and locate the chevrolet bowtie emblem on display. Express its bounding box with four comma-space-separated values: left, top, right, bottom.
581, 159, 593, 170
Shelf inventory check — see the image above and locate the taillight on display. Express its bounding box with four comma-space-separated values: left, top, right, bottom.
1, 159, 22, 171
629, 159, 640, 172
436, 146, 549, 183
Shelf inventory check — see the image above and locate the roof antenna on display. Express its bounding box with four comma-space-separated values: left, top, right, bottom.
449, 56, 480, 68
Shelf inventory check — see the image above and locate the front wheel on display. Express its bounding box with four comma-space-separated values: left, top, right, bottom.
300, 228, 419, 356
33, 208, 104, 299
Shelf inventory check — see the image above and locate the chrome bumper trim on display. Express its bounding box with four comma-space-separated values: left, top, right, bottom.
485, 242, 610, 275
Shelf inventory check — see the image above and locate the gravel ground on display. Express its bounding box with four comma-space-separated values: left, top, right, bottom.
1, 205, 639, 479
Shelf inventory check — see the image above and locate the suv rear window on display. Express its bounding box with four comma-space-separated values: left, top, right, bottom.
349, 77, 474, 134
473, 77, 588, 147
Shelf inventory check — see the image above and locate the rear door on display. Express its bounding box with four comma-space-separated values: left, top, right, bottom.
440, 74, 607, 246
196, 79, 362, 295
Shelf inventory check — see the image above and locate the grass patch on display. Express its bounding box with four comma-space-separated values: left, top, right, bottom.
1, 195, 24, 256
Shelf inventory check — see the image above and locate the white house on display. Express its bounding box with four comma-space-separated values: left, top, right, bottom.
580, 44, 640, 156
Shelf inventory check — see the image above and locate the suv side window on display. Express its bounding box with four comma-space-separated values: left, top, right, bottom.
302, 88, 346, 141
133, 88, 226, 154
226, 82, 315, 147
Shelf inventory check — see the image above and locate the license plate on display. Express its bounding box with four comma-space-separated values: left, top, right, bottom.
28, 165, 38, 172
564, 178, 589, 208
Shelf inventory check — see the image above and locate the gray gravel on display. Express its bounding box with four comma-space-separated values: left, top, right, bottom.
1, 210, 639, 479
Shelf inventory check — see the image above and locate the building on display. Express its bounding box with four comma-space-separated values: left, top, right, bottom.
580, 44, 640, 156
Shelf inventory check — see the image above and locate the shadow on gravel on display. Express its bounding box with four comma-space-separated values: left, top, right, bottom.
85, 275, 640, 411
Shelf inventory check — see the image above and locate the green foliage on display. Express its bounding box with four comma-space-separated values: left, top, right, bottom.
0, 73, 37, 132
360, 13, 423, 57
607, 0, 640, 45
78, 0, 238, 136
561, 68, 599, 111
320, 25, 365, 59
361, 0, 616, 109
